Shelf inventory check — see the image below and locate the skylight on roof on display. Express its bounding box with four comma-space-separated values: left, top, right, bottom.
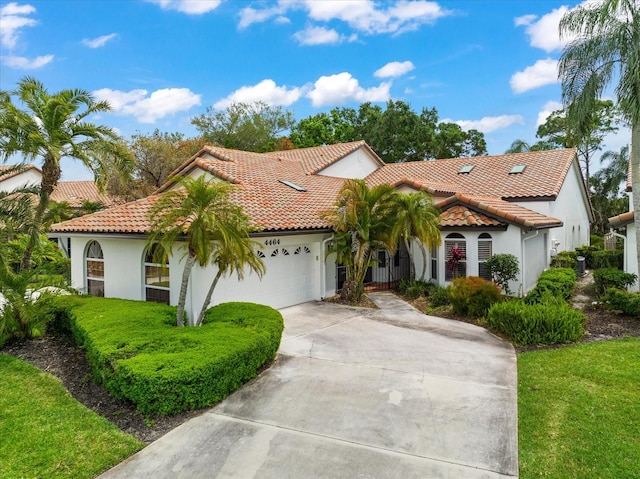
509, 165, 526, 174
458, 165, 474, 174
279, 180, 307, 192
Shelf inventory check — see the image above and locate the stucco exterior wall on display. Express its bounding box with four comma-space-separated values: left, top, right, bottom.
317, 150, 380, 179
0, 169, 42, 193
626, 223, 638, 291
514, 160, 590, 254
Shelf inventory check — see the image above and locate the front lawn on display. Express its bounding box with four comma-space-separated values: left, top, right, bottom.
0, 354, 143, 479
518, 338, 640, 478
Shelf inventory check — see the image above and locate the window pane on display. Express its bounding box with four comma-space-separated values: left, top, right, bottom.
87, 279, 104, 297
145, 265, 169, 287
146, 287, 170, 304
479, 263, 492, 281
87, 241, 103, 259
478, 241, 492, 261
87, 260, 104, 278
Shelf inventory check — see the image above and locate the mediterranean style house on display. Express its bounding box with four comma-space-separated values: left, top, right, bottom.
608, 159, 638, 290
48, 141, 592, 318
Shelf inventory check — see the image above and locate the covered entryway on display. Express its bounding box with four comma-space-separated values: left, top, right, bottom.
337, 243, 411, 292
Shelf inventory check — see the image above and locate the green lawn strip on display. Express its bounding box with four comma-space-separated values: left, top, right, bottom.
0, 354, 143, 479
518, 338, 640, 479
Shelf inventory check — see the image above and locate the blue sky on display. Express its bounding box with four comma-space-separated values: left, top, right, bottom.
0, 0, 630, 180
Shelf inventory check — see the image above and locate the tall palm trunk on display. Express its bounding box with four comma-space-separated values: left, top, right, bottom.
196, 268, 224, 326
177, 254, 196, 327
418, 242, 428, 281
631, 122, 640, 282
403, 237, 415, 281
21, 157, 60, 271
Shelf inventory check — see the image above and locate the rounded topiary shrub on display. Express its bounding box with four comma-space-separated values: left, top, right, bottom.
448, 276, 502, 318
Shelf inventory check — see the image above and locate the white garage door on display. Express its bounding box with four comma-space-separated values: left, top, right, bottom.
259, 245, 315, 309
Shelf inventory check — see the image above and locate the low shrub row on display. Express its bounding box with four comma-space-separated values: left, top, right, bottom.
525, 268, 577, 305
575, 245, 624, 270
593, 268, 637, 297
484, 297, 585, 345
602, 288, 640, 316
52, 296, 284, 415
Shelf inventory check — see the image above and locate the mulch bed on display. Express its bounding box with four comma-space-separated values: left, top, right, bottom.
3, 273, 638, 443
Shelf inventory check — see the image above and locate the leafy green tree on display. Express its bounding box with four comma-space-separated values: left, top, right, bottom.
192, 101, 295, 153
504, 139, 556, 153
323, 180, 398, 302
43, 201, 74, 229
484, 254, 520, 295
0, 177, 38, 240
291, 101, 487, 162
535, 100, 619, 188
590, 145, 630, 234
391, 192, 441, 281
108, 130, 207, 201
0, 77, 133, 271
147, 175, 264, 326
559, 0, 639, 272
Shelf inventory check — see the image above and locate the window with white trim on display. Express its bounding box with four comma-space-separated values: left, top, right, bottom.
478, 233, 493, 281
445, 233, 466, 281
430, 244, 438, 281
144, 244, 170, 305
85, 240, 104, 297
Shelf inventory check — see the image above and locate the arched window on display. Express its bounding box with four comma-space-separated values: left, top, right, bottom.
478, 233, 493, 281
144, 244, 170, 304
445, 233, 466, 281
85, 240, 104, 297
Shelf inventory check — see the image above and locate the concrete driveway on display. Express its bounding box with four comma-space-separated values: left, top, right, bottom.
99, 292, 518, 478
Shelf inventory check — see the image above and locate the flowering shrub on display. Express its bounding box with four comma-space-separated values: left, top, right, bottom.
446, 246, 466, 279
448, 276, 502, 318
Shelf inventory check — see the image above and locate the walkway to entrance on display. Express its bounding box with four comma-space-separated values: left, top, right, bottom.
99, 292, 518, 478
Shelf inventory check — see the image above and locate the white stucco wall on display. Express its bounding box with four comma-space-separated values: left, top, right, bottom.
68, 232, 333, 320
316, 150, 380, 179
0, 169, 42, 193
625, 223, 639, 291
514, 160, 590, 254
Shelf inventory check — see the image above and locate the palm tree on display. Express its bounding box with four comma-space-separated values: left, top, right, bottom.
391, 191, 441, 281
148, 175, 263, 327
559, 0, 640, 272
323, 179, 398, 302
599, 145, 630, 191
196, 215, 265, 326
43, 201, 74, 229
0, 77, 133, 271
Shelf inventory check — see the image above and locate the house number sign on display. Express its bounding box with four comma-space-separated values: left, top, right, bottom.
264, 239, 280, 246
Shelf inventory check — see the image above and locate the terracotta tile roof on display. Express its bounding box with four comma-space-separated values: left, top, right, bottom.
367, 149, 578, 200
50, 143, 569, 235
439, 204, 505, 228
436, 193, 563, 230
609, 211, 634, 227
51, 181, 120, 208
0, 164, 41, 182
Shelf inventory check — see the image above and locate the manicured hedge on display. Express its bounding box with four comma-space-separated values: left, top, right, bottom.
52, 297, 283, 415
593, 268, 637, 296
602, 288, 640, 316
525, 267, 577, 305
448, 276, 501, 318
484, 298, 585, 345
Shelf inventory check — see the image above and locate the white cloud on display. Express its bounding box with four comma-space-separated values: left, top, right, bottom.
374, 60, 414, 78
0, 2, 37, 49
82, 33, 117, 48
146, 0, 222, 15
240, 0, 451, 35
293, 26, 341, 45
450, 114, 525, 133
1, 54, 53, 69
93, 87, 201, 123
514, 14, 536, 27
239, 4, 288, 29
510, 59, 559, 94
213, 79, 303, 109
536, 100, 563, 126
307, 72, 391, 107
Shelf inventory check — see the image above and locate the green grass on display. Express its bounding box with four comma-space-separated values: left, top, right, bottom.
0, 354, 143, 479
518, 338, 640, 479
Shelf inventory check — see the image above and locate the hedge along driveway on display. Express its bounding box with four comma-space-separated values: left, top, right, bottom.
54, 297, 284, 415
